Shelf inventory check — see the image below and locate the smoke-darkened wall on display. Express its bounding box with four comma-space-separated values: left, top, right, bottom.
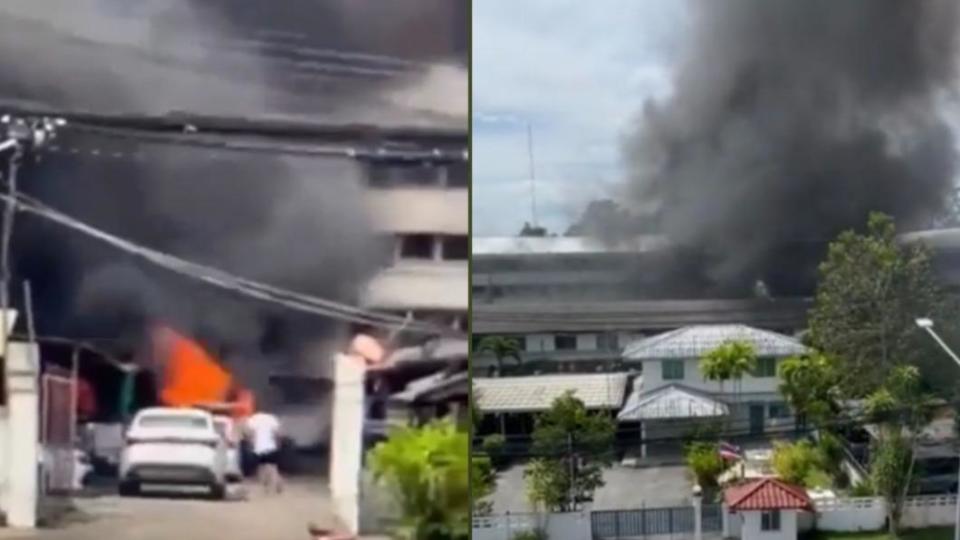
617, 0, 960, 289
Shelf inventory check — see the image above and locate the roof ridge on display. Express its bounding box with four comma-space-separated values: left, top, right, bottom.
728, 477, 772, 508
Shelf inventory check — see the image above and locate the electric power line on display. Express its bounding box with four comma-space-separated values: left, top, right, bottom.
2, 190, 461, 337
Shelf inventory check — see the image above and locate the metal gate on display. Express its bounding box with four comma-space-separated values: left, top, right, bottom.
40, 374, 76, 494
591, 504, 723, 539
701, 504, 722, 532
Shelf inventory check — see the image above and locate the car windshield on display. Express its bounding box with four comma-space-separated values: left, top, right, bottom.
137, 415, 209, 430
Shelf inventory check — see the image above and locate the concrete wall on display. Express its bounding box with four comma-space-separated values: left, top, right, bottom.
366, 189, 467, 235
362, 261, 467, 311
642, 357, 782, 395
808, 495, 956, 533
741, 509, 796, 540
901, 495, 958, 529
472, 512, 590, 540
813, 497, 886, 532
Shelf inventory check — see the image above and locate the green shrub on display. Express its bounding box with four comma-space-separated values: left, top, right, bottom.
685, 442, 726, 489
849, 480, 875, 497
772, 440, 832, 488
483, 434, 508, 469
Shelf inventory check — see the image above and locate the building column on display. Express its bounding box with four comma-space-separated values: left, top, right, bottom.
329, 353, 366, 535
692, 486, 703, 540
6, 337, 39, 528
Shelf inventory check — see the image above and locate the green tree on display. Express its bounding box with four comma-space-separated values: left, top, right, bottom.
701, 340, 757, 420
778, 353, 841, 426
808, 212, 956, 397
684, 442, 726, 489
524, 391, 615, 512
367, 420, 470, 540
475, 336, 523, 377
864, 366, 935, 537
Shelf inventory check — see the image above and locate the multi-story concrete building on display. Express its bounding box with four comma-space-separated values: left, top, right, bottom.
361, 133, 469, 332
471, 236, 811, 374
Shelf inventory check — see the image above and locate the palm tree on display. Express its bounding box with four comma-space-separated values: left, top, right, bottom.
475, 336, 523, 377
700, 340, 757, 427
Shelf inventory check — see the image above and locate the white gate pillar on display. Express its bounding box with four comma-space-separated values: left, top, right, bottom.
693, 486, 703, 540
5, 308, 38, 528
329, 352, 366, 535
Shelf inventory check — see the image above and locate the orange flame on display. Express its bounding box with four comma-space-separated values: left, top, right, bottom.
152, 326, 233, 408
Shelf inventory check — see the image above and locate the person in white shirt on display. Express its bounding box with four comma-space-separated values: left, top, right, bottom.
244, 411, 283, 494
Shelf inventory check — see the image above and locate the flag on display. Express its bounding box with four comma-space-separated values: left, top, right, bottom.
719, 441, 742, 461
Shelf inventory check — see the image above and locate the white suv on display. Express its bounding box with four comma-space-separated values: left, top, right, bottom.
119, 407, 228, 499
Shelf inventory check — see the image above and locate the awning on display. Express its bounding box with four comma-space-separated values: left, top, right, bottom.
618, 384, 729, 421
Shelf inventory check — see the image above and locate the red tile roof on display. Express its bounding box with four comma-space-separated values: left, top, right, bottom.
724, 478, 813, 511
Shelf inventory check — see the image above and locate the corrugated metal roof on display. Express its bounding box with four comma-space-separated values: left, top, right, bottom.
473, 373, 629, 413
386, 337, 468, 364
725, 478, 813, 511
391, 370, 467, 403
472, 236, 668, 256
618, 384, 728, 421
623, 325, 807, 359
472, 299, 811, 334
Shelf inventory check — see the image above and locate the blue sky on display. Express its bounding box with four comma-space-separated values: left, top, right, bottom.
472, 0, 688, 236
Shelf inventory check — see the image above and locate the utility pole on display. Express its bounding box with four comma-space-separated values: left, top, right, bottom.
0, 116, 64, 399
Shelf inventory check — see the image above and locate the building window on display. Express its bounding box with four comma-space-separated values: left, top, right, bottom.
441, 236, 469, 260
662, 360, 685, 381
398, 234, 435, 259
554, 335, 577, 351
368, 161, 443, 188
761, 510, 781, 531
598, 333, 620, 351
445, 161, 468, 188
752, 357, 777, 378
769, 402, 790, 419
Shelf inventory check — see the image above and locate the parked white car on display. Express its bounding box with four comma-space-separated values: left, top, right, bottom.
119, 407, 228, 499
212, 415, 243, 482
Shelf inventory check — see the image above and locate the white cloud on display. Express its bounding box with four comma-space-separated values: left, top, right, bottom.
472, 0, 686, 236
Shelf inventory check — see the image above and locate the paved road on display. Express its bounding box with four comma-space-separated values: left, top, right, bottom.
0, 479, 340, 540
489, 463, 693, 513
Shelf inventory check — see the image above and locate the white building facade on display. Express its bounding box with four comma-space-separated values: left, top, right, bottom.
618, 325, 807, 460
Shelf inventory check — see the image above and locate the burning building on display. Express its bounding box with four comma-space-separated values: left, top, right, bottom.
474, 0, 960, 374
0, 0, 467, 456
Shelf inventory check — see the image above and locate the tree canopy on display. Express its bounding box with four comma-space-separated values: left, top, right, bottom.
807, 212, 957, 397
525, 391, 616, 512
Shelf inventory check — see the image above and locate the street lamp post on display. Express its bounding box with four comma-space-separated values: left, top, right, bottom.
915, 317, 960, 540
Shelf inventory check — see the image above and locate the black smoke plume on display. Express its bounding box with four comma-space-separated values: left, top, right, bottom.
618, 0, 960, 292
0, 0, 466, 400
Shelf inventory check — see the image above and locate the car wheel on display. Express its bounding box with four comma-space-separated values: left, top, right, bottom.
209, 482, 226, 500
118, 480, 139, 497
